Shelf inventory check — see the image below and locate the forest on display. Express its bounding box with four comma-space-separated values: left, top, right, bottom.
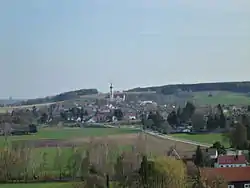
127, 81, 250, 95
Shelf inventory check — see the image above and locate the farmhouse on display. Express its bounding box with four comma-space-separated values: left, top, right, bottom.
215, 154, 248, 168
201, 167, 250, 188
203, 148, 218, 159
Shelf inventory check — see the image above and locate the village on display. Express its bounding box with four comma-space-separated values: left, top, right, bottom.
0, 84, 250, 187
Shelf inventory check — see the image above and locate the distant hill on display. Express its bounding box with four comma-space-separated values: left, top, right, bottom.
13, 88, 98, 106
127, 81, 250, 95
0, 99, 23, 106
6, 81, 250, 107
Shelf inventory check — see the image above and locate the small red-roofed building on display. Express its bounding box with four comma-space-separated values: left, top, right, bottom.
215, 155, 248, 168
201, 167, 250, 188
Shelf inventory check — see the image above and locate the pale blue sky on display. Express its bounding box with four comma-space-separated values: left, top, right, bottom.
0, 0, 249, 98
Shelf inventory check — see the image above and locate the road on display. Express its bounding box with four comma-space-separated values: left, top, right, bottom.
104, 124, 211, 148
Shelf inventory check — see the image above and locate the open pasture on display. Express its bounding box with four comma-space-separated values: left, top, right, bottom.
0, 128, 142, 168
0, 183, 72, 188
6, 127, 198, 163
0, 127, 139, 143
192, 91, 250, 105
0, 127, 199, 187
172, 133, 229, 147
5, 132, 198, 174
1, 127, 199, 166
13, 132, 198, 154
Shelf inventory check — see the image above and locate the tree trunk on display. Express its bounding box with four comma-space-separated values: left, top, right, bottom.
106, 174, 110, 188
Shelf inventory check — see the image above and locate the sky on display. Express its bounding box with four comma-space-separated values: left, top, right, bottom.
0, 0, 250, 99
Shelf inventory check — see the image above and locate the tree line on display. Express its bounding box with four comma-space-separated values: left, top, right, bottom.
141, 102, 197, 133
128, 81, 250, 95
141, 101, 250, 150
143, 101, 248, 132
13, 89, 98, 106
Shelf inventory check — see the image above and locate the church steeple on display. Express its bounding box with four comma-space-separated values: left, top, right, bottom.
109, 83, 113, 101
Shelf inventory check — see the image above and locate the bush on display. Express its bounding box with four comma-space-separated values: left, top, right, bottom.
29, 124, 38, 133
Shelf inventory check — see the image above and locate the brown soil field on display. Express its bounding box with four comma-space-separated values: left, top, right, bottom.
12, 133, 199, 158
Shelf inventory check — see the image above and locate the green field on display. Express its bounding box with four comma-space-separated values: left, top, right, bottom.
0, 127, 139, 187
0, 183, 72, 188
0, 128, 138, 183
0, 182, 115, 188
0, 127, 140, 165
193, 91, 250, 105
172, 133, 229, 147
0, 127, 139, 143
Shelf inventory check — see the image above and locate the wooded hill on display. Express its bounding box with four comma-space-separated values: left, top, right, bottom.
127, 81, 250, 95
15, 88, 98, 106
8, 81, 250, 106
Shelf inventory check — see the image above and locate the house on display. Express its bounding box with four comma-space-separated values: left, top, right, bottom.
201, 167, 250, 188
202, 148, 218, 159
128, 113, 136, 120
113, 92, 126, 101
106, 92, 126, 101
202, 148, 218, 167
215, 155, 247, 168
87, 118, 96, 123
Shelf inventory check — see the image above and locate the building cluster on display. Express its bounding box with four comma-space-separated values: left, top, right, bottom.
200, 149, 250, 188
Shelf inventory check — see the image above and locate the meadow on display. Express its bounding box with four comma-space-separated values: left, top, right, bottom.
0, 127, 141, 170
0, 127, 141, 187
1, 127, 139, 140
0, 127, 139, 147
192, 91, 250, 105
172, 133, 229, 147
0, 183, 72, 188
0, 127, 199, 187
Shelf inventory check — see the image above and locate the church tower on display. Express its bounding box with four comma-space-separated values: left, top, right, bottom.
110, 83, 113, 101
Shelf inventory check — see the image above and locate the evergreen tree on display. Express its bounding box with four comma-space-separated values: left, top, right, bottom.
167, 110, 179, 126
247, 144, 250, 162
139, 155, 156, 188
241, 114, 250, 140
194, 146, 204, 167
232, 123, 248, 149
211, 141, 226, 155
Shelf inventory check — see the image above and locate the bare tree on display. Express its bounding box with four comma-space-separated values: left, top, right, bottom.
54, 144, 65, 179
39, 151, 48, 179
79, 150, 90, 180
67, 145, 82, 180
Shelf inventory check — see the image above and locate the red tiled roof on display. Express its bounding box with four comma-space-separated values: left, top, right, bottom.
217, 155, 247, 164
201, 167, 250, 182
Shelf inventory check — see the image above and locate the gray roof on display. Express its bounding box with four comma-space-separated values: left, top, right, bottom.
202, 148, 217, 156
